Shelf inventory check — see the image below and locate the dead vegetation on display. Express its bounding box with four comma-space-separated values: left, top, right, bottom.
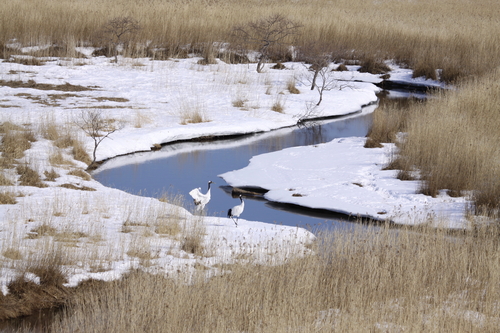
38, 225, 500, 332
0, 80, 95, 92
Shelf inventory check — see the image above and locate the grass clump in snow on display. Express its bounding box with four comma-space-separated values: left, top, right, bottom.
0, 127, 36, 160
53, 133, 92, 165
178, 101, 210, 125
0, 191, 17, 204
67, 169, 91, 181
16, 164, 47, 188
44, 169, 60, 181
286, 77, 300, 94
271, 98, 285, 113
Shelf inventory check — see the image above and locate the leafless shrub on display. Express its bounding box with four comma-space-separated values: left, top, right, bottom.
73, 109, 118, 167
297, 42, 331, 90
300, 65, 350, 106
232, 14, 302, 73
99, 16, 141, 63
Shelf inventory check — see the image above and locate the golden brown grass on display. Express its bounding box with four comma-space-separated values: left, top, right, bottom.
271, 98, 285, 113
43, 169, 60, 181
0, 191, 17, 204
0, 128, 35, 160
0, 0, 498, 82
49, 151, 74, 166
0, 173, 13, 186
0, 249, 70, 321
46, 225, 500, 332
397, 70, 500, 212
364, 97, 422, 148
16, 164, 47, 188
178, 101, 210, 125
67, 169, 91, 181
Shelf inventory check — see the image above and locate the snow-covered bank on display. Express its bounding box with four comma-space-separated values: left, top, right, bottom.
220, 137, 469, 229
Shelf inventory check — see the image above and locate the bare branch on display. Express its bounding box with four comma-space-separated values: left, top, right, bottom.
232, 14, 302, 73
74, 109, 117, 168
99, 16, 141, 63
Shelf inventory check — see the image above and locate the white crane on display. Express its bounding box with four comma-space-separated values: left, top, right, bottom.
189, 181, 213, 210
227, 195, 245, 226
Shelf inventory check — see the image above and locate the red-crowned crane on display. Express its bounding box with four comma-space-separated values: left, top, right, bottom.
227, 195, 244, 226
189, 181, 213, 210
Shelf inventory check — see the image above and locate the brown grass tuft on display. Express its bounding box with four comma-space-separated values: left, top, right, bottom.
358, 57, 391, 74
0, 252, 69, 321
1, 129, 35, 160
16, 164, 47, 188
286, 77, 300, 94
271, 100, 285, 113
0, 173, 13, 186
44, 169, 60, 181
67, 169, 91, 181
2, 248, 23, 260
0, 191, 17, 204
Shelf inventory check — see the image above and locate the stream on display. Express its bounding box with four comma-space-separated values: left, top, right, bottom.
92, 93, 415, 233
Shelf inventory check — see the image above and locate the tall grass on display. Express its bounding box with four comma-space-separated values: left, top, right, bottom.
47, 225, 500, 332
398, 70, 500, 213
1, 0, 499, 80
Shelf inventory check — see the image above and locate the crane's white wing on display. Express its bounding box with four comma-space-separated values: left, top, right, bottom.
189, 188, 203, 201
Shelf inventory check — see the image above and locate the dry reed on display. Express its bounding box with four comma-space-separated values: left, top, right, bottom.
399, 70, 500, 212
0, 0, 498, 81
48, 225, 500, 332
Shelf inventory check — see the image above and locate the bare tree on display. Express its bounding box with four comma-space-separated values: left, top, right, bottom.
74, 110, 117, 168
298, 42, 332, 91
232, 14, 302, 73
300, 64, 352, 106
101, 16, 140, 63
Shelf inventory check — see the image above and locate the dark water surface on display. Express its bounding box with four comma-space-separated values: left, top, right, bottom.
93, 105, 378, 233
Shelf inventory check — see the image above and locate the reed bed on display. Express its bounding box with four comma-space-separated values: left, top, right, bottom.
1, 0, 499, 80
45, 225, 500, 332
395, 70, 500, 214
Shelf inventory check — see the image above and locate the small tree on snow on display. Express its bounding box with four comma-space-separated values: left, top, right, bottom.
298, 42, 332, 91
74, 109, 117, 168
100, 16, 140, 63
301, 64, 352, 106
232, 14, 302, 73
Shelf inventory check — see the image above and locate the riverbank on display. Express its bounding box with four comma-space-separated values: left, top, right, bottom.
0, 55, 384, 305
0, 54, 450, 320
